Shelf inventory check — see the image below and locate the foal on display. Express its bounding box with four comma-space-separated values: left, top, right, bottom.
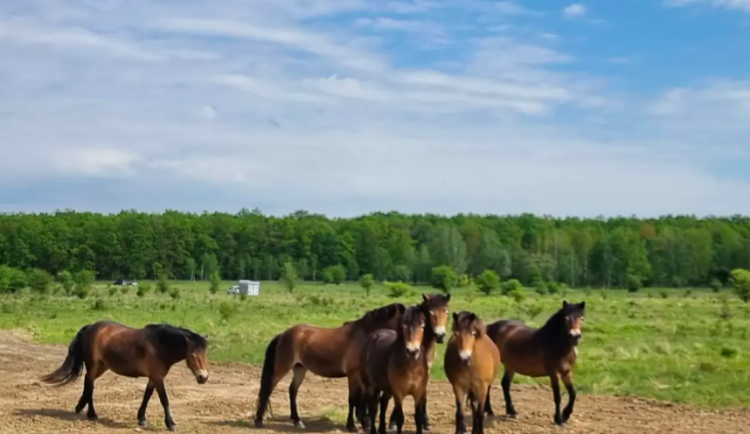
444, 311, 500, 434
41, 321, 210, 431
484, 300, 585, 426
361, 306, 429, 434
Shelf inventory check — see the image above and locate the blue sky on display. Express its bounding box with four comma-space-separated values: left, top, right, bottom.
1, 0, 749, 217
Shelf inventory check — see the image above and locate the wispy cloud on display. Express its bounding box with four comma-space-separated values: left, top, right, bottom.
665, 0, 750, 12
563, 4, 587, 19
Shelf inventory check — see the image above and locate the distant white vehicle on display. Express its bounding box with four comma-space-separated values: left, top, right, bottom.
227, 285, 240, 294
227, 281, 260, 296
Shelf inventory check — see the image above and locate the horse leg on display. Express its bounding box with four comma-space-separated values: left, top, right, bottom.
346, 374, 363, 432
387, 398, 397, 433
451, 385, 467, 434
154, 379, 177, 431
483, 385, 494, 418
561, 371, 576, 423
378, 392, 391, 434
414, 393, 427, 434
501, 371, 518, 418
367, 389, 380, 434
137, 380, 155, 427
421, 394, 431, 431
472, 385, 489, 434
391, 395, 405, 434
550, 374, 564, 426
82, 362, 107, 421
289, 364, 308, 429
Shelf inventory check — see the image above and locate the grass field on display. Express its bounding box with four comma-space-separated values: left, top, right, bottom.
1, 280, 749, 409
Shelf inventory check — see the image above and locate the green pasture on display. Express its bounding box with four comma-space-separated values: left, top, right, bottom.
1, 281, 749, 408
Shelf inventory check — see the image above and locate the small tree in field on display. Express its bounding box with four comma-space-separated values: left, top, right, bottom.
157, 273, 170, 294
360, 273, 375, 296
431, 265, 457, 294
209, 270, 221, 294
283, 262, 299, 293
731, 269, 750, 302
57, 270, 74, 295
323, 264, 346, 285
27, 268, 52, 294
475, 269, 500, 295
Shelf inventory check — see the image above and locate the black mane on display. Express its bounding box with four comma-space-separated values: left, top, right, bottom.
146, 323, 208, 351
349, 302, 406, 328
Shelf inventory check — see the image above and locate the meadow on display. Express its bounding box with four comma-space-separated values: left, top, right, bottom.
0, 280, 749, 409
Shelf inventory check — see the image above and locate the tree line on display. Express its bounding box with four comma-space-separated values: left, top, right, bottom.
1, 208, 750, 290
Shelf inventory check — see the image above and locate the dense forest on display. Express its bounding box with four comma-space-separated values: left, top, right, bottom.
1, 208, 750, 289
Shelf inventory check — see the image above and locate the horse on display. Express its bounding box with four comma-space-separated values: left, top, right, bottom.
444, 311, 500, 434
381, 293, 450, 432
483, 300, 586, 426
40, 321, 210, 431
360, 305, 429, 434
254, 302, 407, 431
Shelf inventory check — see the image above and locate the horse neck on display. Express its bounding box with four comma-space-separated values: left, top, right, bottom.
418, 305, 437, 350
537, 314, 574, 354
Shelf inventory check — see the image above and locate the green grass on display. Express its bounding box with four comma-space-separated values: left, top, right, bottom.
1, 280, 749, 408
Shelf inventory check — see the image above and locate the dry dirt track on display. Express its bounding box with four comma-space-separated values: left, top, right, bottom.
1, 330, 749, 434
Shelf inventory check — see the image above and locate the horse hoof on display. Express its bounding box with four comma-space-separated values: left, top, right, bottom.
87, 415, 98, 422
138, 420, 148, 428
389, 424, 397, 432
167, 424, 177, 432
295, 421, 306, 429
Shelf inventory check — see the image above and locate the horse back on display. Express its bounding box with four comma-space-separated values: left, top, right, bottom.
86, 321, 157, 378
279, 323, 353, 378
487, 320, 548, 377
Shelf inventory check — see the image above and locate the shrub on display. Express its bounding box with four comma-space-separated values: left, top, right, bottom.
547, 281, 560, 295
709, 278, 722, 293
731, 269, 750, 303
169, 287, 181, 300
0, 266, 27, 293
27, 268, 52, 294
509, 287, 526, 303
360, 273, 375, 296
157, 273, 170, 294
475, 270, 500, 296
457, 274, 471, 288
91, 298, 108, 311
627, 275, 642, 293
73, 270, 95, 291
323, 264, 346, 285
501, 279, 523, 296
74, 285, 90, 299
282, 262, 299, 293
209, 270, 221, 294
431, 265, 457, 293
384, 281, 412, 298
57, 270, 75, 295
219, 301, 239, 322
136, 286, 147, 297
533, 279, 548, 296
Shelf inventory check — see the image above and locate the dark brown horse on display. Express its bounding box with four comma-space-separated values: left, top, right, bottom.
41, 321, 210, 431
360, 305, 429, 434
444, 311, 500, 434
484, 300, 586, 426
382, 293, 450, 432
254, 302, 407, 430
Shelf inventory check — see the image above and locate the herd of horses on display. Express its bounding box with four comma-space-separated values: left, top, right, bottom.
40, 294, 586, 434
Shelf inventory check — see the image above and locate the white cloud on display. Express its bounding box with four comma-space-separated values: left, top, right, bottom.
665, 0, 750, 12
0, 0, 749, 216
563, 4, 587, 18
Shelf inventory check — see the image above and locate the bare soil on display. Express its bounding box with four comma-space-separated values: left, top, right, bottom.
0, 330, 748, 434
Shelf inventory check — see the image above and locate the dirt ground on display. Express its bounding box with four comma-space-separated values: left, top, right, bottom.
1, 330, 749, 434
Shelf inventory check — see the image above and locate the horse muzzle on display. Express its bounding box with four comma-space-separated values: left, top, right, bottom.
195, 370, 209, 384
435, 333, 446, 344
459, 350, 472, 364
570, 333, 582, 346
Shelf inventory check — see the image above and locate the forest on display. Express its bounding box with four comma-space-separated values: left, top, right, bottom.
1, 208, 749, 289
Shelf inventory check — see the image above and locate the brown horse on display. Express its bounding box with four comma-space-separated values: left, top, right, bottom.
254, 302, 407, 431
444, 311, 500, 434
360, 305, 429, 434
40, 321, 210, 431
484, 300, 586, 426
382, 293, 450, 432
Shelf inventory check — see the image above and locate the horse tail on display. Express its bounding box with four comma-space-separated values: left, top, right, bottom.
40, 325, 88, 386
255, 333, 281, 424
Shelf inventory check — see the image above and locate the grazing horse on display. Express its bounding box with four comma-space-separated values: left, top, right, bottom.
40, 321, 210, 431
444, 311, 500, 434
484, 300, 586, 426
361, 305, 429, 434
254, 302, 407, 430
383, 293, 450, 432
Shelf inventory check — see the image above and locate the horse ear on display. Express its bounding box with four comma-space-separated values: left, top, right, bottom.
452, 312, 458, 322
445, 293, 451, 302
579, 301, 586, 310
422, 293, 430, 302
562, 300, 569, 308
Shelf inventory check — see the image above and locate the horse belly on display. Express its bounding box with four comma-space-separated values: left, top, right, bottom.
299, 351, 346, 377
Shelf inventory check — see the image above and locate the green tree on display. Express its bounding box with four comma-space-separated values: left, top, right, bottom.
27, 268, 52, 293
57, 270, 74, 295
431, 265, 457, 293
209, 270, 221, 294
731, 268, 750, 302
360, 273, 375, 296
283, 262, 299, 293
475, 269, 501, 295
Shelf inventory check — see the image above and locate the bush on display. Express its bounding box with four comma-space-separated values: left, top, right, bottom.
475, 270, 500, 296
501, 279, 523, 296
56, 270, 75, 295
627, 275, 642, 293
533, 279, 548, 295
323, 264, 346, 285
157, 273, 170, 294
219, 301, 239, 322
731, 269, 750, 303
136, 286, 147, 297
509, 287, 526, 303
282, 262, 299, 293
169, 287, 181, 300
73, 270, 96, 291
547, 281, 560, 295
25, 268, 52, 294
209, 270, 221, 294
91, 298, 108, 311
384, 281, 412, 298
360, 273, 375, 296
0, 266, 27, 293
74, 285, 90, 299
431, 265, 457, 293
457, 274, 471, 288
710, 278, 722, 293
